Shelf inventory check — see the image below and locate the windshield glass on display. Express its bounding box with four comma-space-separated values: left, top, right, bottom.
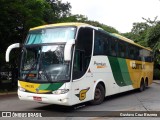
25, 27, 76, 45
20, 45, 71, 82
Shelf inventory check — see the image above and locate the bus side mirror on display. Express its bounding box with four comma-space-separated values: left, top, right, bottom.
6, 43, 21, 62
64, 41, 75, 61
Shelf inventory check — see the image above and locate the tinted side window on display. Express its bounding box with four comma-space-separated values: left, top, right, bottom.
129, 45, 136, 59
134, 47, 140, 61
103, 35, 110, 55
118, 41, 127, 58
94, 31, 104, 55
143, 49, 153, 62
109, 38, 117, 57
94, 31, 109, 55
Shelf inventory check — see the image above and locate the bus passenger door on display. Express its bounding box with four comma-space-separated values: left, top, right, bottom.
72, 50, 85, 79
71, 49, 93, 104
71, 27, 93, 105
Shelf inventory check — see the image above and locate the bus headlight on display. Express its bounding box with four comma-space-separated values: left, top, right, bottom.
18, 86, 26, 92
52, 89, 69, 94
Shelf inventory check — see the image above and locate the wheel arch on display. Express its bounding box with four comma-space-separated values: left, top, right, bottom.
92, 80, 106, 100
139, 77, 145, 88
145, 77, 149, 87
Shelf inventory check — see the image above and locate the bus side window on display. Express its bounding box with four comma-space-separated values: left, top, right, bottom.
94, 31, 104, 55
129, 45, 135, 59
126, 43, 129, 58
118, 41, 126, 58
143, 49, 152, 62
136, 47, 140, 61
110, 38, 117, 57
150, 52, 154, 62
94, 31, 110, 56
103, 36, 109, 55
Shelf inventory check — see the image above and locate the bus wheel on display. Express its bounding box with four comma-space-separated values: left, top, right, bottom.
91, 84, 105, 105
145, 79, 148, 88
139, 80, 145, 92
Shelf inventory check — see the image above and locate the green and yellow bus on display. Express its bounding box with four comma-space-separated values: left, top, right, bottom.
6, 22, 153, 106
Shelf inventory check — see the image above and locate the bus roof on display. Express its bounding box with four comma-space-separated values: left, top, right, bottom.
30, 22, 152, 52
30, 22, 94, 31
112, 33, 152, 51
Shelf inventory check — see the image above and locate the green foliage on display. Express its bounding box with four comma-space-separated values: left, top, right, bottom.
60, 14, 88, 22
131, 22, 150, 35
122, 18, 160, 51
0, 0, 49, 65
145, 23, 160, 71
153, 68, 160, 80
146, 23, 160, 50
86, 20, 119, 33
0, 0, 49, 46
0, 0, 72, 68
0, 0, 119, 73
146, 23, 160, 78
123, 17, 160, 73
45, 0, 71, 23
0, 0, 71, 45
122, 22, 150, 47
61, 14, 119, 33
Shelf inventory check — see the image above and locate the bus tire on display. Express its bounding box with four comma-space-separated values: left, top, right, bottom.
90, 84, 105, 105
139, 80, 145, 92
145, 78, 148, 88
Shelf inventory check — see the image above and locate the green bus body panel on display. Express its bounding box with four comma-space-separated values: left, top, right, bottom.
118, 58, 132, 85
108, 56, 132, 87
39, 83, 64, 91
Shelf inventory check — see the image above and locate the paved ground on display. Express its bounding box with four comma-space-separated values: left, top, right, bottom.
0, 81, 160, 120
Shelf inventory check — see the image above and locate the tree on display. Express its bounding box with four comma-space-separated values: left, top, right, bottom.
146, 23, 160, 50
122, 22, 149, 46
122, 17, 159, 47
61, 14, 119, 33
0, 0, 72, 81
146, 23, 160, 68
0, 0, 119, 76
61, 14, 88, 22
0, 0, 50, 67
45, 0, 71, 23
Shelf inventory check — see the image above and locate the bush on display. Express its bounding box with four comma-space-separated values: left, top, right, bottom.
153, 69, 160, 80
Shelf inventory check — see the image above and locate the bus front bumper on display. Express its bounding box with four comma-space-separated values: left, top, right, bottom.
18, 90, 72, 106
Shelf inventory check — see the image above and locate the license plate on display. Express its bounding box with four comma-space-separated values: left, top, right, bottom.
33, 96, 42, 101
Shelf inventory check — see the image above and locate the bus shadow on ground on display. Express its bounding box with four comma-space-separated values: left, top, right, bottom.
33, 88, 151, 113
33, 102, 87, 113
104, 87, 151, 102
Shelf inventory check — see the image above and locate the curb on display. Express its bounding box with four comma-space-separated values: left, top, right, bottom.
153, 81, 160, 84
0, 92, 17, 96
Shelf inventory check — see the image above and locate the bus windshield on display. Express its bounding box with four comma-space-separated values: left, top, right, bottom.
25, 27, 76, 45
20, 45, 71, 82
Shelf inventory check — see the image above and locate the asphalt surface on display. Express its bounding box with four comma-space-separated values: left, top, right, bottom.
0, 81, 160, 120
